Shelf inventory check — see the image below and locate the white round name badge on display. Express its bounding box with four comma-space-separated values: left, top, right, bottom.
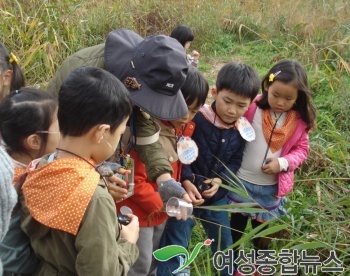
177, 136, 198, 164
237, 117, 255, 142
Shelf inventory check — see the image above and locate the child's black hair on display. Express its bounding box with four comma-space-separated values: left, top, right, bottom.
0, 43, 25, 95
170, 25, 194, 47
58, 66, 132, 137
181, 68, 209, 109
258, 59, 316, 131
0, 87, 57, 157
216, 62, 260, 102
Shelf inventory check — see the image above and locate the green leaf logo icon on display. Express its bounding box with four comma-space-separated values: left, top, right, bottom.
153, 239, 213, 274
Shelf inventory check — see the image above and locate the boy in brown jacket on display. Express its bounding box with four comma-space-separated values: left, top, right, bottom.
21, 66, 139, 275
47, 29, 192, 205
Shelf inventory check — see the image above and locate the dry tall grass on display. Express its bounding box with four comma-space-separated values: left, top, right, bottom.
1, 0, 349, 85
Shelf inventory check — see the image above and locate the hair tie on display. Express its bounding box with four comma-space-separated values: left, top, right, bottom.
269, 70, 281, 82
9, 52, 19, 64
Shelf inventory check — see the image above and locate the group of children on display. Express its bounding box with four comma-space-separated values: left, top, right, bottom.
0, 24, 316, 276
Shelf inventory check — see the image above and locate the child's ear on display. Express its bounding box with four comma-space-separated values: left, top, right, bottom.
95, 124, 110, 144
25, 134, 42, 151
211, 87, 218, 98
2, 69, 13, 87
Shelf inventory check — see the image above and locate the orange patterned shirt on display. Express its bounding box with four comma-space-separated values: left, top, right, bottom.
13, 166, 26, 185
22, 157, 100, 235
262, 109, 297, 153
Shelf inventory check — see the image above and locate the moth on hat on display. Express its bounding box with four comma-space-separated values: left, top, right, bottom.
124, 77, 141, 90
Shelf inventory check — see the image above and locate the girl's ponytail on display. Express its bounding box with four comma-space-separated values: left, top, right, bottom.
0, 44, 25, 92
9, 60, 25, 91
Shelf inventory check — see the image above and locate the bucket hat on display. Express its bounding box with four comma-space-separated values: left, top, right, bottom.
105, 28, 189, 120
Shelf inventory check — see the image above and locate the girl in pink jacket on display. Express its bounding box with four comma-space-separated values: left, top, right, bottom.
228, 60, 316, 276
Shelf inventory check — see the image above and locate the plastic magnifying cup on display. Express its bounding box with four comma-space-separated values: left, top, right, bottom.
166, 197, 193, 220
117, 206, 133, 226
120, 205, 133, 215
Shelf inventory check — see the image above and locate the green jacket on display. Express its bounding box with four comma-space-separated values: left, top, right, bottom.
46, 44, 173, 181
21, 159, 139, 275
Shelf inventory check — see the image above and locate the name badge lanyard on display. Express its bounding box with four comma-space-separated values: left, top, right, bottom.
261, 112, 283, 166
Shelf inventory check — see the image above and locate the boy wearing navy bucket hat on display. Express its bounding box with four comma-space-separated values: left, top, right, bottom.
47, 28, 192, 205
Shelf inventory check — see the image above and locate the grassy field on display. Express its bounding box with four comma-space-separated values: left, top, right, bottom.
1, 0, 349, 274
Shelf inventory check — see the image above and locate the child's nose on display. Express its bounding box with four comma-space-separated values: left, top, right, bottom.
228, 107, 236, 114
276, 99, 285, 107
